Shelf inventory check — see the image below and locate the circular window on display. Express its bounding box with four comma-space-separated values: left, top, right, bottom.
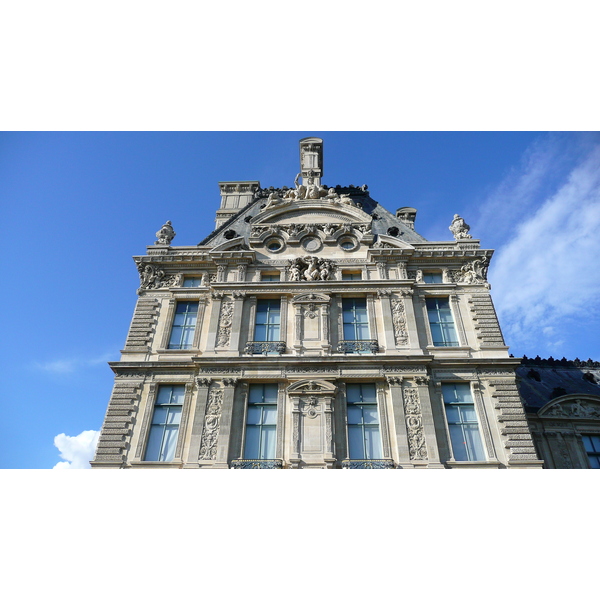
301, 236, 323, 253
266, 238, 284, 253
339, 237, 357, 252
387, 226, 399, 237
223, 229, 238, 240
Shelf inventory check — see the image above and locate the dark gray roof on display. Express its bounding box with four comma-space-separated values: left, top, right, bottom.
517, 357, 600, 412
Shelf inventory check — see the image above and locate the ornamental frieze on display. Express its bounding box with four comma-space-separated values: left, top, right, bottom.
198, 389, 223, 460
403, 388, 428, 461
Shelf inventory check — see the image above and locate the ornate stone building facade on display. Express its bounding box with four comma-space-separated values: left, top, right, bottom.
91, 137, 543, 469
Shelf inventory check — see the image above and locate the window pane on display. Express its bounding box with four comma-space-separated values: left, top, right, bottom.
246, 406, 262, 425
348, 426, 365, 459
459, 405, 478, 423
254, 324, 267, 341
464, 424, 485, 460
160, 427, 179, 461
364, 427, 383, 459
347, 405, 363, 424
144, 427, 163, 461
263, 405, 277, 425
244, 427, 260, 459
362, 407, 380, 424
588, 455, 600, 469
346, 384, 362, 403
263, 384, 278, 401
249, 386, 265, 403
360, 384, 377, 402
165, 406, 181, 425
449, 424, 468, 461
261, 427, 277, 459
583, 435, 594, 452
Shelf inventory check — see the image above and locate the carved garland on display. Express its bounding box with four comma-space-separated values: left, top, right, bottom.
403, 388, 428, 461
198, 389, 223, 460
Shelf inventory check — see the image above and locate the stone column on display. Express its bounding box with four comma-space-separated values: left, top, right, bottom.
192, 297, 208, 350
205, 292, 223, 351
366, 293, 378, 341
214, 378, 239, 468
376, 381, 391, 459
159, 299, 177, 349
414, 377, 443, 467
229, 292, 246, 352
184, 378, 212, 467
386, 377, 411, 465
450, 294, 468, 347
280, 295, 288, 347
321, 302, 331, 354
377, 290, 396, 351
376, 261, 388, 279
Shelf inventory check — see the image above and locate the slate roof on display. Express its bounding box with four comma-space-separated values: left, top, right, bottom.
516, 357, 600, 413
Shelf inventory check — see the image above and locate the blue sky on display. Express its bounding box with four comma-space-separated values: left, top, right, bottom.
1, 131, 599, 469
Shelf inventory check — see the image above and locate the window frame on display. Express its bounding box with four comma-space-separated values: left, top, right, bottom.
426, 296, 460, 347
582, 434, 600, 468
168, 300, 199, 349
345, 383, 383, 460
441, 382, 486, 462
242, 383, 278, 460
254, 298, 281, 342
143, 385, 185, 462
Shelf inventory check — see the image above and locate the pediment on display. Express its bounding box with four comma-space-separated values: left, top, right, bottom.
252, 199, 371, 226
292, 293, 330, 304
287, 379, 337, 394
209, 237, 252, 252
539, 395, 600, 418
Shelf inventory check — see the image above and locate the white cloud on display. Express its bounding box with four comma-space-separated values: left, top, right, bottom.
485, 141, 600, 353
53, 430, 100, 469
35, 352, 115, 375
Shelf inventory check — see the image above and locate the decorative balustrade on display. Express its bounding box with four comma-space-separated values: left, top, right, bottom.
341, 459, 396, 469
336, 340, 379, 354
244, 341, 286, 355
230, 459, 284, 469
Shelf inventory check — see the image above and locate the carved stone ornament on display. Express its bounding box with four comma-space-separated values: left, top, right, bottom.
288, 256, 336, 282
391, 297, 409, 345
403, 388, 428, 460
542, 399, 600, 419
137, 263, 183, 290
198, 389, 223, 460
155, 220, 176, 245
216, 299, 234, 348
449, 214, 472, 240
451, 257, 490, 284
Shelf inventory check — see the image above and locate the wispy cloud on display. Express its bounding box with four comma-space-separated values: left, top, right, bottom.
53, 430, 100, 469
481, 136, 600, 355
34, 352, 116, 375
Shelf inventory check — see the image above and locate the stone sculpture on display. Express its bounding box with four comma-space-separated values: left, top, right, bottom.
449, 214, 472, 240
155, 220, 176, 245
288, 256, 336, 281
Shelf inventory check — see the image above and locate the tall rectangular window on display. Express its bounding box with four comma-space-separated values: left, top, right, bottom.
426, 297, 459, 347
442, 383, 485, 461
144, 385, 185, 461
254, 299, 281, 341
346, 383, 382, 459
244, 384, 278, 459
582, 435, 600, 468
168, 301, 198, 349
342, 298, 369, 340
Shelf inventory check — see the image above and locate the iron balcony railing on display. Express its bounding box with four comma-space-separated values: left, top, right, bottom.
244, 341, 286, 355
336, 340, 379, 354
230, 459, 284, 469
341, 459, 396, 469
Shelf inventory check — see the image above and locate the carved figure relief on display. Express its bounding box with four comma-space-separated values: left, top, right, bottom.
449, 214, 472, 240
288, 256, 336, 281
451, 257, 490, 284
391, 298, 409, 345
155, 220, 176, 245
137, 263, 182, 290
403, 388, 428, 460
543, 399, 600, 418
215, 299, 234, 347
198, 389, 223, 460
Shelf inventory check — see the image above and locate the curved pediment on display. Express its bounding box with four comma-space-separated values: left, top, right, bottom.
287, 379, 337, 394
539, 395, 600, 418
292, 293, 330, 304
252, 199, 371, 226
